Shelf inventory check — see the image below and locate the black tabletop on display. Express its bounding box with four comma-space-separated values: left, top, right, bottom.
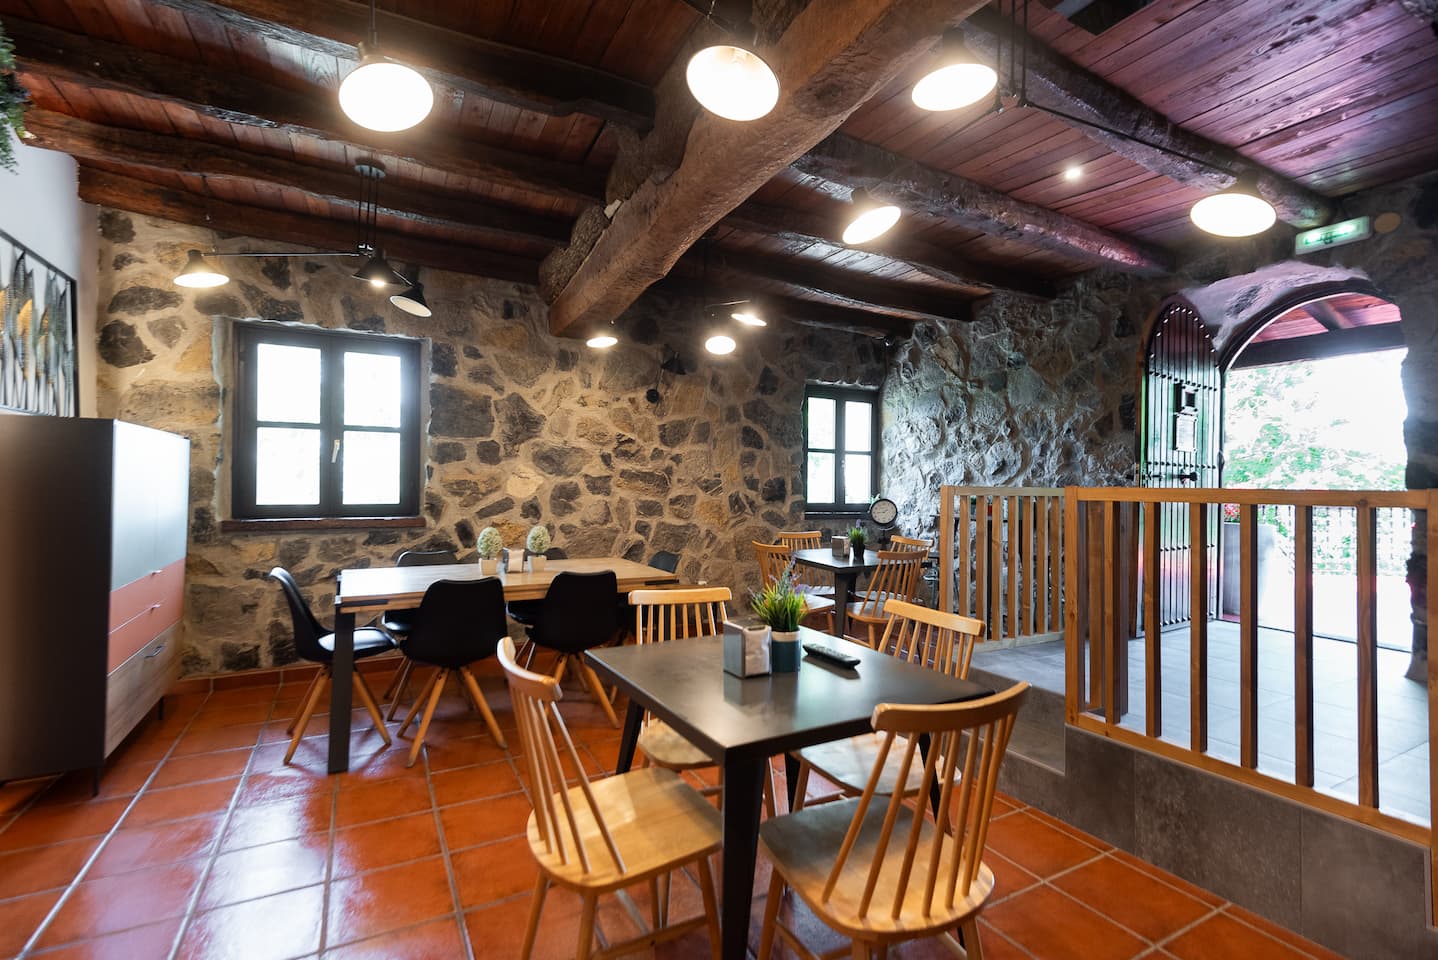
790, 547, 880, 574
586, 627, 993, 761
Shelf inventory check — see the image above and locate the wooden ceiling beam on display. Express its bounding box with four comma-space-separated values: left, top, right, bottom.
962, 7, 1333, 228
145, 0, 654, 130
792, 133, 1174, 275
542, 0, 993, 337
1305, 299, 1352, 332
724, 198, 1055, 298
5, 16, 604, 205
650, 277, 914, 341
23, 110, 570, 250
77, 166, 540, 285
1230, 322, 1403, 369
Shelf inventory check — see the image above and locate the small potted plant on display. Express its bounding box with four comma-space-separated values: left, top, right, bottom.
752, 564, 808, 672
475, 526, 503, 575
526, 524, 551, 572
848, 525, 867, 559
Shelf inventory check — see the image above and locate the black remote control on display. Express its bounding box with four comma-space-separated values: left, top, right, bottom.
802, 641, 861, 668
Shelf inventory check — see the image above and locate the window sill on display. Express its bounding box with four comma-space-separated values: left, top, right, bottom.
219, 516, 427, 533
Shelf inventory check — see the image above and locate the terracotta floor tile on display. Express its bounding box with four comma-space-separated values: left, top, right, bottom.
421, 735, 512, 772
1219, 905, 1346, 960
121, 778, 239, 829
333, 778, 431, 828
320, 915, 466, 960
0, 798, 132, 852
1108, 849, 1225, 908
430, 761, 522, 807
1052, 854, 1214, 942
204, 685, 280, 707
982, 810, 1104, 879
88, 815, 224, 878
171, 722, 267, 757
221, 794, 332, 851
237, 769, 336, 807
983, 885, 1148, 960
1166, 912, 1316, 960
28, 918, 182, 960
1025, 805, 1115, 849
331, 812, 441, 879
331, 747, 418, 790
0, 779, 56, 819
0, 889, 63, 956
189, 701, 276, 729
985, 850, 1042, 904
0, 837, 100, 899
451, 836, 538, 907
465, 886, 586, 960
38, 762, 156, 805
150, 749, 253, 790
40, 860, 204, 946
439, 792, 532, 851
179, 883, 324, 960
326, 857, 455, 947
199, 834, 331, 909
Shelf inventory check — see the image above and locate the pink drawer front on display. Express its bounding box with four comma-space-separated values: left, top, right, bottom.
108, 559, 185, 672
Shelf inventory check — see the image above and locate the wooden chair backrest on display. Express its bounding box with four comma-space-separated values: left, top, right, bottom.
874, 599, 983, 680
889, 534, 932, 552
498, 638, 625, 878
753, 541, 792, 589
852, 550, 925, 619
824, 683, 1029, 922
777, 530, 824, 551
629, 587, 732, 645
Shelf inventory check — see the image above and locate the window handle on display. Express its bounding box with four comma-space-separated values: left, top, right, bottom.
331, 439, 342, 463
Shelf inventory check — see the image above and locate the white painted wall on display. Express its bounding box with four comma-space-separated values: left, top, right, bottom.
0, 129, 98, 415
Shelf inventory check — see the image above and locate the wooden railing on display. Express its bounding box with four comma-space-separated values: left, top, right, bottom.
938, 486, 1065, 645
1065, 486, 1438, 916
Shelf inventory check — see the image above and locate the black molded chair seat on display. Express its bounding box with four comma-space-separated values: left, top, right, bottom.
319, 628, 397, 660
506, 547, 568, 626
382, 549, 459, 638
528, 571, 621, 727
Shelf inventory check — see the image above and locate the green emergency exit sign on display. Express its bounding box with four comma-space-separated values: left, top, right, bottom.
1294, 216, 1371, 255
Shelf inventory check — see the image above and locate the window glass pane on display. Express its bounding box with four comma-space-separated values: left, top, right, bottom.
255, 427, 320, 505
344, 351, 402, 428
255, 343, 321, 424
342, 431, 401, 505
844, 453, 872, 504
807, 397, 836, 449
807, 452, 835, 504
844, 400, 872, 452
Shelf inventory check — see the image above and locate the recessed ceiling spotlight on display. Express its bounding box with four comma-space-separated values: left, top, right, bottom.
704, 333, 737, 355
586, 333, 618, 349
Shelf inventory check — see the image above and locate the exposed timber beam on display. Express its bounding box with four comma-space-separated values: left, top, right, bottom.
542, 0, 993, 337
78, 167, 540, 285
649, 277, 915, 341
962, 7, 1332, 228
1230, 323, 1404, 369
1305, 299, 1352, 332
724, 199, 1055, 298
792, 133, 1174, 275
23, 110, 570, 250
145, 0, 653, 130
5, 17, 604, 205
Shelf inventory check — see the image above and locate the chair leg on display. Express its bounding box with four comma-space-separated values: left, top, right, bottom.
284, 668, 329, 765
647, 877, 662, 932
552, 654, 568, 685
657, 870, 671, 928
406, 669, 448, 768
399, 669, 440, 738
577, 661, 620, 728
757, 869, 784, 960
352, 669, 392, 747
520, 875, 548, 960
791, 759, 812, 811
696, 855, 721, 958
286, 671, 324, 735
575, 892, 598, 960
960, 918, 984, 960
379, 654, 405, 701
851, 941, 870, 959
762, 761, 776, 818
383, 658, 415, 721
459, 666, 508, 749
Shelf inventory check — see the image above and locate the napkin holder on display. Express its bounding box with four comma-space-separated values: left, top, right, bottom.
831, 536, 848, 557
722, 621, 771, 677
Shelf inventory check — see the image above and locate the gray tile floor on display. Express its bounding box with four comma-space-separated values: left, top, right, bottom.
973, 622, 1430, 824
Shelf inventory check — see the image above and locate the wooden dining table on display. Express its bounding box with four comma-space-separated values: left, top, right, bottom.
326, 557, 679, 773
586, 627, 993, 960
790, 547, 880, 638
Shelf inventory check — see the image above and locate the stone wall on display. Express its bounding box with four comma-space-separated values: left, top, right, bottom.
92, 211, 885, 674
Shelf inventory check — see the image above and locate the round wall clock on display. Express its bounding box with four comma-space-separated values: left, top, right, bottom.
868, 496, 898, 528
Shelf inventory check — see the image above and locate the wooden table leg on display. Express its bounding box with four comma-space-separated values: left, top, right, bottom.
615, 700, 643, 774
720, 754, 766, 960
784, 753, 801, 811
328, 607, 355, 774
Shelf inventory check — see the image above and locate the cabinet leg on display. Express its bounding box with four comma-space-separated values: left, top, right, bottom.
157, 696, 166, 722
91, 766, 102, 797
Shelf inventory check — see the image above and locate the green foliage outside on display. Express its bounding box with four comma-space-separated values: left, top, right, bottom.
0, 20, 30, 173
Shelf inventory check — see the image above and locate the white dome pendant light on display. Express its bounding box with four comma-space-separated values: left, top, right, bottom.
1190, 173, 1277, 237
339, 0, 434, 133
911, 30, 997, 112
686, 7, 778, 123
842, 188, 901, 245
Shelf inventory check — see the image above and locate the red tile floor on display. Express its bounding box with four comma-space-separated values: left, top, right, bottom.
0, 661, 1347, 960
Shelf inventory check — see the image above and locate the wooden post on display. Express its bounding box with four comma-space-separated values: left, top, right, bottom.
1426, 492, 1438, 921
1190, 501, 1209, 754
956, 493, 970, 617
1021, 496, 1035, 638
1144, 501, 1161, 738
1050, 494, 1063, 634
1008, 495, 1020, 642
1356, 505, 1379, 808
976, 496, 989, 640
1294, 504, 1315, 788
939, 487, 955, 616
1088, 502, 1106, 710
1102, 501, 1121, 725
1239, 503, 1259, 770
1064, 489, 1082, 722
1116, 503, 1132, 716
1036, 495, 1049, 633
992, 498, 1004, 643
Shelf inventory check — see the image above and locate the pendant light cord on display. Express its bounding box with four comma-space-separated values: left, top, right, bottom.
367, 0, 379, 47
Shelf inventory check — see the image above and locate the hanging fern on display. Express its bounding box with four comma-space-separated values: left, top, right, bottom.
0, 20, 31, 173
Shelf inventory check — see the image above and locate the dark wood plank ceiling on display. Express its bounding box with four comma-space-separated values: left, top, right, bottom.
3, 0, 1434, 334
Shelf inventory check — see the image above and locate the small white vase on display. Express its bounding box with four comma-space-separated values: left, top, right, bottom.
479, 557, 498, 575
529, 555, 548, 573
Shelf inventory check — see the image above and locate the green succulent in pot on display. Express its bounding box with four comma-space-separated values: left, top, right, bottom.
751, 565, 809, 633
848, 525, 867, 552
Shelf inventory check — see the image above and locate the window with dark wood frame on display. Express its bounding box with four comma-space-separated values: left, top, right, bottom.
232, 322, 422, 520
803, 385, 880, 512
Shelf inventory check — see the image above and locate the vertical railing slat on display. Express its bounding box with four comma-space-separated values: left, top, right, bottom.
1007, 496, 1019, 642
976, 496, 989, 640
991, 498, 1004, 644
1239, 503, 1259, 770
1356, 505, 1379, 808
1063, 489, 1081, 722
1425, 493, 1438, 923
1103, 502, 1120, 725
1022, 496, 1035, 638
1294, 505, 1315, 788
1144, 500, 1161, 738
1189, 501, 1209, 754
955, 493, 969, 617
1036, 496, 1049, 634
1050, 495, 1063, 634
940, 487, 956, 616
1087, 503, 1106, 710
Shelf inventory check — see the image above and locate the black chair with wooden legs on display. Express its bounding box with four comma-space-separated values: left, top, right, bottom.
525, 570, 622, 728
379, 548, 459, 720
268, 567, 394, 766
397, 577, 510, 767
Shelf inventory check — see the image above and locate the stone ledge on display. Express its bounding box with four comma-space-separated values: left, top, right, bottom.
219, 516, 427, 533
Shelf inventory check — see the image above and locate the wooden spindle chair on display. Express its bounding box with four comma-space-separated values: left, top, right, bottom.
758, 683, 1030, 960
843, 550, 926, 647
889, 534, 932, 552
791, 600, 984, 810
778, 530, 835, 597
498, 638, 722, 960
754, 541, 834, 632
